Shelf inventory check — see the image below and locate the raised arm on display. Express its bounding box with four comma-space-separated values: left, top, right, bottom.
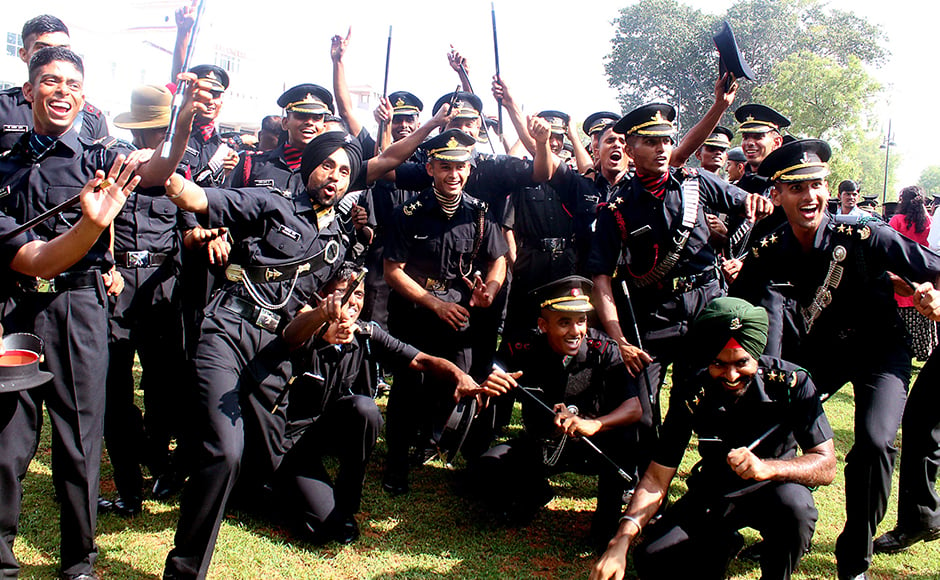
331, 28, 364, 138
671, 73, 738, 168
447, 47, 473, 93
492, 76, 536, 156
366, 103, 456, 183
170, 2, 196, 82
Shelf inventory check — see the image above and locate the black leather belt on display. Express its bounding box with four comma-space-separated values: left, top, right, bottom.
114, 251, 169, 268
662, 269, 718, 294
18, 270, 100, 294
421, 277, 452, 292
225, 239, 341, 284
219, 292, 283, 333
520, 237, 567, 253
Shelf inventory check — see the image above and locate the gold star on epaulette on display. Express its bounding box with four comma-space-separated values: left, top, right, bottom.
845, 225, 854, 235
768, 234, 779, 244
767, 370, 778, 381
836, 224, 846, 233
760, 237, 770, 247
403, 200, 422, 216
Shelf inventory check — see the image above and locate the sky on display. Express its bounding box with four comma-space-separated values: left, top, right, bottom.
25, 0, 940, 186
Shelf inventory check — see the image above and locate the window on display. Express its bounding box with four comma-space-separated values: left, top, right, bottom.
6, 32, 22, 57
215, 51, 239, 75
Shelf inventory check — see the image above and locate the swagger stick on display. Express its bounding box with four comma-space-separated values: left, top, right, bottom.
493, 364, 633, 484
375, 26, 392, 156
161, 0, 206, 159
491, 2, 503, 137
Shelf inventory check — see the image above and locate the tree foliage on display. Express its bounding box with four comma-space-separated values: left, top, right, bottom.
919, 165, 940, 197
605, 0, 888, 125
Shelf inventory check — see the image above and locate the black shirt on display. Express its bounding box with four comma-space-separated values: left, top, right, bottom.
0, 130, 132, 271
498, 328, 637, 440
228, 144, 294, 191
657, 356, 832, 494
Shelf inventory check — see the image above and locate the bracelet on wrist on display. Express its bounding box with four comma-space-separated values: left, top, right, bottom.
166, 187, 184, 200
619, 514, 642, 534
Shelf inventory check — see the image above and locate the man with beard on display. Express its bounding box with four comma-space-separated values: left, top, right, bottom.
229, 84, 334, 190
587, 104, 772, 483
591, 297, 836, 580
731, 139, 940, 579
160, 109, 457, 577
0, 14, 109, 153
476, 276, 641, 548
381, 128, 511, 495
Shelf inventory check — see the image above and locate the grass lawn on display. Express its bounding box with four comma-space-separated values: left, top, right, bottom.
11, 362, 939, 579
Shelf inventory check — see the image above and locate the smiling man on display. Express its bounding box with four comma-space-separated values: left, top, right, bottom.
382, 128, 509, 495
591, 297, 835, 580
0, 45, 205, 580
588, 103, 773, 484
477, 275, 641, 548
731, 138, 940, 580
0, 15, 109, 153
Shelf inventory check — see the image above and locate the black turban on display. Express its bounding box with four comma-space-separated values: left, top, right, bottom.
300, 130, 362, 186
689, 296, 769, 366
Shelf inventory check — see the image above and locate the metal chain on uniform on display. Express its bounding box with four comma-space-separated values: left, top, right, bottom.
240, 267, 302, 311
801, 244, 847, 332
629, 175, 701, 288
542, 405, 579, 467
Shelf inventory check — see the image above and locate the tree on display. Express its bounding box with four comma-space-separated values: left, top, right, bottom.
919, 165, 940, 197
605, 0, 888, 129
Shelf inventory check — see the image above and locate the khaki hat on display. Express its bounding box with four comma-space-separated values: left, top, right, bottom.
113, 85, 172, 130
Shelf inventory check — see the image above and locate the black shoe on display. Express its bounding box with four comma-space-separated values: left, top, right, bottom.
96, 496, 114, 514
873, 525, 940, 554
381, 470, 409, 496
334, 515, 360, 545
59, 573, 98, 580
110, 496, 142, 518
152, 471, 185, 500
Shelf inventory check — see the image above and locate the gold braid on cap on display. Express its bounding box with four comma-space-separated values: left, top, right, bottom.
771, 162, 830, 182
737, 119, 779, 132
287, 98, 327, 111
539, 295, 593, 310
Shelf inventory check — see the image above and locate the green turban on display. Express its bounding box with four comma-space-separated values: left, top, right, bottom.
689, 297, 769, 365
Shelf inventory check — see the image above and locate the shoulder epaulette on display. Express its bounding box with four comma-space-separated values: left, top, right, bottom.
90, 135, 119, 149
467, 196, 488, 212
402, 197, 423, 216
584, 336, 612, 355
830, 214, 874, 241
83, 102, 102, 116
680, 166, 699, 179
749, 230, 783, 259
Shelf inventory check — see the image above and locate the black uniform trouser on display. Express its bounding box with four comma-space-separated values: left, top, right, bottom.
164, 296, 290, 580
276, 395, 383, 535
895, 345, 940, 531
805, 343, 910, 577
0, 285, 108, 578
384, 291, 471, 479
476, 430, 632, 537
634, 481, 818, 580
104, 264, 185, 499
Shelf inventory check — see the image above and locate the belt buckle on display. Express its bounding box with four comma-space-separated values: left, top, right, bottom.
225, 264, 245, 282
672, 277, 691, 293
544, 238, 563, 254
36, 278, 56, 293
255, 307, 281, 332
425, 278, 447, 292
126, 250, 150, 268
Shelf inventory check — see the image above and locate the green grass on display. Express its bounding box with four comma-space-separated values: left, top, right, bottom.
12, 362, 939, 579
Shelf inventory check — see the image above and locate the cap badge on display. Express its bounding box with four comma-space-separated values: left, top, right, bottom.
651, 111, 665, 123
729, 317, 742, 330
395, 97, 405, 107
446, 136, 459, 149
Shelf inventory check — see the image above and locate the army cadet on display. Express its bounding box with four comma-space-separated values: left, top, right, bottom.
229, 84, 333, 190
381, 129, 510, 495
99, 85, 196, 516
477, 276, 642, 546
591, 297, 836, 580
0, 46, 206, 580
586, 103, 772, 479
159, 131, 362, 579
582, 111, 622, 171
360, 89, 426, 328
694, 126, 733, 174
0, 15, 109, 153
501, 110, 590, 340
725, 146, 747, 183
730, 139, 940, 580
260, 263, 487, 545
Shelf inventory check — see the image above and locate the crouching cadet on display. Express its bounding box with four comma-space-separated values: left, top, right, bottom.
591, 297, 835, 580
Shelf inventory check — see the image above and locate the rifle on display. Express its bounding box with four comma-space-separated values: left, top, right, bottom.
161, 0, 206, 159
375, 26, 392, 156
